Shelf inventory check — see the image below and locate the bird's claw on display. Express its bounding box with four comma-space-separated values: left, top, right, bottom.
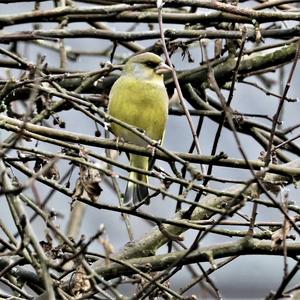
148, 139, 161, 157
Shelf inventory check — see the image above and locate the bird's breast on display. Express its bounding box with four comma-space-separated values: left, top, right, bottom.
108, 75, 169, 146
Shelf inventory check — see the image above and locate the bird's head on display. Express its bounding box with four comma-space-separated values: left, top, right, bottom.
123, 52, 171, 81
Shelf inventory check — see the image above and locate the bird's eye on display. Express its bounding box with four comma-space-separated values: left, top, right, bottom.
145, 61, 158, 69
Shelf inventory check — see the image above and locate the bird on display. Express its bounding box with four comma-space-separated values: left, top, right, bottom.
108, 52, 170, 205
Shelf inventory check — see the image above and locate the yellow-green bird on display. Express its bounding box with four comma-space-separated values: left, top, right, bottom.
108, 52, 170, 205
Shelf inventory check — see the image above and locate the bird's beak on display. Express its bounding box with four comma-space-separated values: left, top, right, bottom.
155, 62, 172, 75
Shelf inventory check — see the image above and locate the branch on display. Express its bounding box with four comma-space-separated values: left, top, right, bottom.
1, 27, 300, 44
1, 115, 300, 177
94, 239, 300, 279
0, 4, 298, 28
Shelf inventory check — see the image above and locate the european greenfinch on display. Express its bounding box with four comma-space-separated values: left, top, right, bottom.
108, 52, 170, 205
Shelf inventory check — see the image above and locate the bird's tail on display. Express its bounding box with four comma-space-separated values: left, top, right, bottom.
124, 154, 149, 205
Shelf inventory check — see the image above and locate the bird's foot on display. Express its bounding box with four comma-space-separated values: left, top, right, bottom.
115, 136, 126, 151
147, 140, 161, 157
